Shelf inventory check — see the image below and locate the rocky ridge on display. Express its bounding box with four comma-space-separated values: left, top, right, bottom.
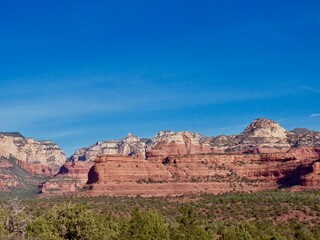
41, 118, 320, 196
70, 133, 147, 162
69, 118, 320, 161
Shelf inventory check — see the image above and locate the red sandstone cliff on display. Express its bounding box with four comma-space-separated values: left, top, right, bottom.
40, 147, 320, 197
2, 118, 320, 197
82, 148, 320, 196
39, 161, 93, 195
39, 118, 320, 197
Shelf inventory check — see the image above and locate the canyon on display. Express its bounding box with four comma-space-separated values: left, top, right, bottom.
0, 118, 319, 197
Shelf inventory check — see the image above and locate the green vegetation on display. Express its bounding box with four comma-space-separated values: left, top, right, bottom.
0, 190, 320, 239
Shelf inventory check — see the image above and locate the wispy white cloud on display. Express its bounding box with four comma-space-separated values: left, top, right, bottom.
310, 113, 320, 118
276, 118, 287, 123
302, 86, 320, 94
44, 131, 82, 139
200, 124, 248, 136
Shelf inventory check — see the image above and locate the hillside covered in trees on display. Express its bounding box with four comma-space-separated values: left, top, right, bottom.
1, 190, 320, 239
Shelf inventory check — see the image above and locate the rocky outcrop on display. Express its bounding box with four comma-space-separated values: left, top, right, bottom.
39, 161, 93, 195
299, 149, 320, 188
287, 129, 320, 148
0, 133, 66, 194
70, 133, 147, 162
70, 118, 319, 164
0, 132, 66, 172
0, 156, 51, 194
226, 118, 290, 153
146, 131, 222, 160
0, 158, 20, 191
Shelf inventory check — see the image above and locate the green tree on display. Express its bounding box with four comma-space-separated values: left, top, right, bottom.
120, 208, 169, 240
0, 209, 9, 239
27, 204, 118, 240
172, 206, 213, 240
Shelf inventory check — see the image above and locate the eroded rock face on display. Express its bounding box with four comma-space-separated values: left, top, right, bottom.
69, 118, 320, 164
40, 118, 320, 196
80, 148, 320, 197
0, 133, 66, 194
70, 133, 147, 162
287, 130, 320, 148
39, 161, 94, 195
0, 158, 19, 192
146, 131, 221, 160
0, 133, 66, 172
227, 118, 290, 152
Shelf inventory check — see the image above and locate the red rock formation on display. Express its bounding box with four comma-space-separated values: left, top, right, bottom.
72, 148, 319, 197
0, 158, 23, 191
146, 131, 222, 160
37, 118, 320, 197
299, 148, 320, 188
40, 161, 93, 195
16, 160, 55, 176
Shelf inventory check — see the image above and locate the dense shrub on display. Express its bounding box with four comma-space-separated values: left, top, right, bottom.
171, 206, 213, 240
0, 209, 9, 239
120, 208, 169, 240
0, 198, 29, 239
27, 204, 117, 240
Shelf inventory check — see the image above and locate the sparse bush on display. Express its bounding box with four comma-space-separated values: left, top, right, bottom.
1, 198, 30, 239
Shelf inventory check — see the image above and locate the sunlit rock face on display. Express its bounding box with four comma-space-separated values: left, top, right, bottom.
146, 131, 221, 160
0, 132, 66, 172
224, 118, 290, 153
69, 118, 320, 163
0, 133, 66, 193
70, 133, 148, 162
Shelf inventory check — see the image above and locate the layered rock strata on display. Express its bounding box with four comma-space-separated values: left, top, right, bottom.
146, 131, 222, 160
70, 118, 319, 163
0, 133, 66, 193
70, 133, 147, 162
82, 149, 319, 196
41, 118, 320, 197
0, 132, 66, 173
39, 161, 93, 195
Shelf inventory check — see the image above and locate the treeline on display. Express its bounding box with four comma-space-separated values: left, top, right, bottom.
1, 198, 320, 240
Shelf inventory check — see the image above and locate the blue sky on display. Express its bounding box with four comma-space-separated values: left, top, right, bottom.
0, 0, 319, 156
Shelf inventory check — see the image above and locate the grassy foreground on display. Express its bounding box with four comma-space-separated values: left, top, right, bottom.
0, 190, 320, 239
